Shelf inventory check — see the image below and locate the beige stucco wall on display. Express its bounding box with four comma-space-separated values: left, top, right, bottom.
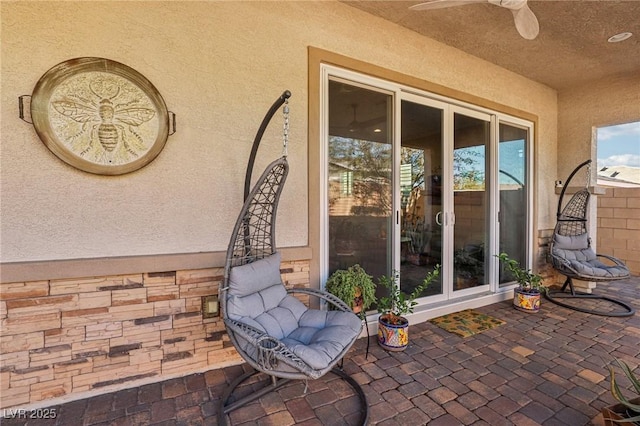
1, 1, 558, 265
557, 73, 640, 252
557, 73, 640, 183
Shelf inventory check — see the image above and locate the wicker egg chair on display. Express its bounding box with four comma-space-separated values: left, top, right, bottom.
547, 159, 634, 317
217, 91, 368, 424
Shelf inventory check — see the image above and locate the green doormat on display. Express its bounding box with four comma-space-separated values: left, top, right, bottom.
429, 309, 505, 338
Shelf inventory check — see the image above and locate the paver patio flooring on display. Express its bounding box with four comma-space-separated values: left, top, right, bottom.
3, 277, 639, 425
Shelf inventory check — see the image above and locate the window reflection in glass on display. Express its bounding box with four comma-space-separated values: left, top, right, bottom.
328, 80, 392, 302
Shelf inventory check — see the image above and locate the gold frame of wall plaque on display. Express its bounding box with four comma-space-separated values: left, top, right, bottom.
30, 57, 172, 175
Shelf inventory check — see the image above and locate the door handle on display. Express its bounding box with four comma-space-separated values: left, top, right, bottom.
435, 211, 442, 226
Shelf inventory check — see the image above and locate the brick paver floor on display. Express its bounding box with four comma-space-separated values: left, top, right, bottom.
3, 277, 639, 425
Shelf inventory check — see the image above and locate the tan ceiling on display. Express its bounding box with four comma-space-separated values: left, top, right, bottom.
342, 0, 640, 91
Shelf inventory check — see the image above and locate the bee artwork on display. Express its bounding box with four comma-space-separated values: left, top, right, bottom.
48, 72, 158, 166
27, 57, 171, 175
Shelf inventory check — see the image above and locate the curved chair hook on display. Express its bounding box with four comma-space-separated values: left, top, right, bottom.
244, 90, 292, 201
557, 159, 591, 219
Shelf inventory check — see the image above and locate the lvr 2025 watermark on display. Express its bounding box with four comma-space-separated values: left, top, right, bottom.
2, 408, 57, 419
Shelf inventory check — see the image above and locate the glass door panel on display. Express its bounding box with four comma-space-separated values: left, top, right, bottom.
327, 79, 393, 301
453, 112, 490, 291
400, 100, 443, 297
498, 123, 529, 285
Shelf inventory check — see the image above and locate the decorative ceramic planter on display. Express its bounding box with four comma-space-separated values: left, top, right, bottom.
377, 314, 409, 352
351, 288, 363, 314
601, 397, 640, 426
513, 288, 541, 313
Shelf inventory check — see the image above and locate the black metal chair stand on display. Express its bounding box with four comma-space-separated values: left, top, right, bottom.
218, 367, 369, 425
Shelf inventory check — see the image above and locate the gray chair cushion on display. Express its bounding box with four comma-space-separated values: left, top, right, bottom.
552, 235, 630, 278
229, 251, 284, 297
554, 233, 589, 250
574, 259, 629, 278
226, 252, 362, 371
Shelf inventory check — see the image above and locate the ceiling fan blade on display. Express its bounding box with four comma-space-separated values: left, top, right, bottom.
410, 0, 481, 11
511, 3, 539, 39
358, 115, 387, 129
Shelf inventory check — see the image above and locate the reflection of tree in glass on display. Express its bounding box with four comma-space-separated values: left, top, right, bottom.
329, 136, 392, 216
454, 147, 485, 190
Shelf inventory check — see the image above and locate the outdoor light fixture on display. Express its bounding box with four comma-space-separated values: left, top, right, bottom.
607, 32, 633, 43
202, 295, 219, 318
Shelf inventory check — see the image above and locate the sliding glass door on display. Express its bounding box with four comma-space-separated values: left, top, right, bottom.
399, 99, 444, 297
398, 98, 492, 298
452, 111, 491, 293
498, 123, 530, 285
322, 66, 533, 311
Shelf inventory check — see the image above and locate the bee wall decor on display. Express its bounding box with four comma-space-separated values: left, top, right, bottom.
20, 57, 176, 175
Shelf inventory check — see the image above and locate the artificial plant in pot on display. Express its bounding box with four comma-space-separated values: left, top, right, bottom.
325, 264, 376, 315
377, 265, 440, 352
602, 358, 640, 425
496, 252, 545, 313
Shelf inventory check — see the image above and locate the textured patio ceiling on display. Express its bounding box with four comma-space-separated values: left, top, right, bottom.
342, 0, 640, 91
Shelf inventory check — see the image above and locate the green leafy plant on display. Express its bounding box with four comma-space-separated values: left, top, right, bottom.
454, 245, 484, 279
377, 265, 440, 325
608, 358, 640, 423
325, 264, 376, 314
496, 252, 545, 293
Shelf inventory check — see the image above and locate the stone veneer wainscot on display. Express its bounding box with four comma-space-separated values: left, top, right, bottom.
0, 260, 311, 409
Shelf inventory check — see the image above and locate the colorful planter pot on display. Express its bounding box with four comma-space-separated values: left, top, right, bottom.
513, 288, 541, 313
377, 314, 409, 352
351, 288, 363, 314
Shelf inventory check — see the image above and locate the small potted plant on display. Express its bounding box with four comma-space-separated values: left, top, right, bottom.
377, 265, 440, 351
602, 358, 640, 425
405, 218, 429, 266
325, 264, 376, 315
334, 220, 361, 256
496, 252, 545, 313
454, 245, 484, 289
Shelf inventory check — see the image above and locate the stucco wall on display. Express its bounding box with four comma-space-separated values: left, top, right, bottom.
557, 73, 640, 183
1, 1, 558, 264
557, 73, 640, 253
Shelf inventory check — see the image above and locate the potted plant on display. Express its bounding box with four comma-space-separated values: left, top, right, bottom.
602, 358, 640, 425
334, 220, 361, 256
496, 252, 545, 313
325, 264, 376, 315
377, 265, 440, 351
405, 218, 429, 266
454, 244, 484, 289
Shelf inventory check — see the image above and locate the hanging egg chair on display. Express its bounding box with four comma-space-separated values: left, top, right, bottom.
547, 159, 635, 317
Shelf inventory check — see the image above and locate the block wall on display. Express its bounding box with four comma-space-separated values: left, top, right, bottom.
0, 260, 310, 409
597, 187, 640, 275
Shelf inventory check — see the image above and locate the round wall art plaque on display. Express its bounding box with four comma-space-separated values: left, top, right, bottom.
30, 57, 172, 175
